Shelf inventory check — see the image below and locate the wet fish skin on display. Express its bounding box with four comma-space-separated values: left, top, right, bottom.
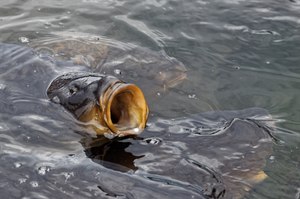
47, 72, 149, 136
47, 72, 119, 118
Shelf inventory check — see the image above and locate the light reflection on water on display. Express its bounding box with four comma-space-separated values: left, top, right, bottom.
0, 0, 300, 198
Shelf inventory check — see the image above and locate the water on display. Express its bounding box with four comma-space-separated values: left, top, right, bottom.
0, 0, 300, 198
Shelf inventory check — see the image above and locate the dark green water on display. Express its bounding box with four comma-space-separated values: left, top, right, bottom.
0, 0, 300, 198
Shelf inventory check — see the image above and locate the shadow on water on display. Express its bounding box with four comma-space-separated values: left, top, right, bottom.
81, 136, 144, 172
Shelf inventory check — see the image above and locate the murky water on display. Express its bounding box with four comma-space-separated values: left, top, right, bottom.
0, 0, 300, 198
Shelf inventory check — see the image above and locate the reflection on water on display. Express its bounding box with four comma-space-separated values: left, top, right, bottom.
0, 0, 300, 198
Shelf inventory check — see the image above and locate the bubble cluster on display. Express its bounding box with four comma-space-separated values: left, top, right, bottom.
38, 166, 51, 175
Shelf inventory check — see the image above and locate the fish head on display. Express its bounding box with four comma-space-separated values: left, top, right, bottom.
47, 72, 148, 137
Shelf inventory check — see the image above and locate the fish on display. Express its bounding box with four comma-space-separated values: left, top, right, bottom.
29, 32, 187, 96
0, 42, 275, 198
47, 72, 149, 137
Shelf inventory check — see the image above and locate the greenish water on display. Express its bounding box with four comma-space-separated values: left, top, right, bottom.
0, 0, 300, 198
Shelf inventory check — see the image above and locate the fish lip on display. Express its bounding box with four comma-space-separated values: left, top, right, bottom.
100, 82, 149, 136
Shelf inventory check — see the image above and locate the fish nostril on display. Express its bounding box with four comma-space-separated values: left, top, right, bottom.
69, 89, 75, 94
69, 85, 79, 95
69, 88, 77, 95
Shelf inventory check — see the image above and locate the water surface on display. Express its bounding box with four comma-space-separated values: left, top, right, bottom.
0, 0, 300, 198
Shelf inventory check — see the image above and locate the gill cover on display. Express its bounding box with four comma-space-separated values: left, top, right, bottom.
47, 72, 148, 136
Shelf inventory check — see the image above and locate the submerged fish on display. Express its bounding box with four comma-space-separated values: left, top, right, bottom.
47, 72, 149, 137
29, 32, 187, 94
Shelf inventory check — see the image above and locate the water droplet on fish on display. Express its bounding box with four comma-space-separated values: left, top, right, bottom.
14, 162, 22, 168
114, 69, 121, 75
157, 92, 161, 96
269, 156, 275, 160
38, 166, 50, 175
30, 181, 39, 187
19, 37, 29, 43
266, 61, 270, 64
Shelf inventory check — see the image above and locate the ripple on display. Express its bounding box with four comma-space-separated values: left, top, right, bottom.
114, 15, 171, 48
264, 16, 300, 24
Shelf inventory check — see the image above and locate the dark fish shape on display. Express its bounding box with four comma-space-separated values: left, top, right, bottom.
47, 72, 149, 137
29, 32, 187, 94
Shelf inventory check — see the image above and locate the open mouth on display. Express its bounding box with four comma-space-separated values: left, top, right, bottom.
101, 82, 149, 136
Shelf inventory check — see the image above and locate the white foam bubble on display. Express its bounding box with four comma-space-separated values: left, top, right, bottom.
14, 162, 22, 168
114, 69, 121, 75
38, 166, 50, 175
30, 181, 39, 188
18, 178, 27, 184
19, 37, 29, 43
